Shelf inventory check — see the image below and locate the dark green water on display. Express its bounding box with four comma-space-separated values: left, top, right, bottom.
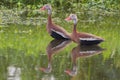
0, 10, 120, 80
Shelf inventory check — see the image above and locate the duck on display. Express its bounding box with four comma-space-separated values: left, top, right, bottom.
40, 4, 71, 40
65, 14, 104, 45
65, 45, 104, 76
40, 39, 71, 73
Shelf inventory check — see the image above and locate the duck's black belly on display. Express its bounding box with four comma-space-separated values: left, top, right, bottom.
51, 31, 69, 40
80, 40, 103, 45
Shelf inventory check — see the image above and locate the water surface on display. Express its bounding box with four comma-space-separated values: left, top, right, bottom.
0, 10, 120, 80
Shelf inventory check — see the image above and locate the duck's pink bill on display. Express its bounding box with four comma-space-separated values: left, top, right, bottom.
64, 70, 70, 74
40, 6, 45, 10
40, 67, 45, 71
65, 17, 71, 21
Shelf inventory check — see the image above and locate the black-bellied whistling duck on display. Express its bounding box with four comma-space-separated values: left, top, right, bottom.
65, 45, 104, 76
40, 39, 71, 73
65, 14, 104, 45
40, 4, 71, 40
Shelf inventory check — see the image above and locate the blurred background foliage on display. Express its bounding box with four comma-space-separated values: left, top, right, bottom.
0, 0, 120, 11
0, 0, 120, 20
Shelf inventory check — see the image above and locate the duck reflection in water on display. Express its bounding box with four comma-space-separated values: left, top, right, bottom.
65, 45, 104, 76
40, 39, 71, 73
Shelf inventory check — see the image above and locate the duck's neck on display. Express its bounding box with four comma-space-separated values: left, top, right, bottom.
72, 19, 78, 34
47, 9, 52, 24
72, 23, 77, 34
48, 14, 52, 24
48, 62, 52, 69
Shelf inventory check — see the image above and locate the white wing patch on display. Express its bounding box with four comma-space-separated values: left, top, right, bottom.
79, 51, 96, 54
80, 38, 98, 41
52, 41, 67, 50
51, 29, 69, 39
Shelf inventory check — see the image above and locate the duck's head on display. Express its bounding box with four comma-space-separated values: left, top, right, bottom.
40, 67, 52, 73
40, 4, 52, 14
40, 63, 52, 73
65, 65, 78, 76
65, 14, 78, 24
65, 69, 77, 76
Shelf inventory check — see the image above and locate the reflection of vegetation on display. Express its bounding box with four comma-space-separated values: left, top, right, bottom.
0, 47, 120, 80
